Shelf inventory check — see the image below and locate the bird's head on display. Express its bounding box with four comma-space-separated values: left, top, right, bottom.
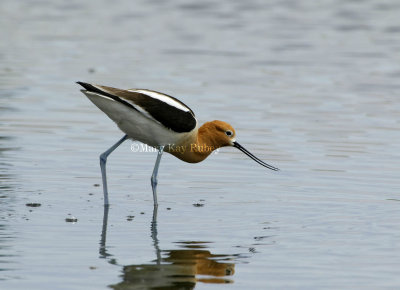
203, 120, 279, 171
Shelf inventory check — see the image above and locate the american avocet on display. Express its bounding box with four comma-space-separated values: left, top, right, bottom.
77, 82, 279, 207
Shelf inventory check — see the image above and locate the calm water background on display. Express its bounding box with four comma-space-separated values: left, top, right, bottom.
1, 0, 400, 289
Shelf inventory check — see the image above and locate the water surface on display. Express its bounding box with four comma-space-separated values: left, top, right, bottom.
1, 0, 400, 289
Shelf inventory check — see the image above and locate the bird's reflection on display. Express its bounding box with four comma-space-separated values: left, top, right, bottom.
100, 206, 235, 289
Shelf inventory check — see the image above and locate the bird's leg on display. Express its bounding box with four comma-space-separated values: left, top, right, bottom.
150, 145, 165, 208
100, 135, 128, 206
99, 205, 110, 259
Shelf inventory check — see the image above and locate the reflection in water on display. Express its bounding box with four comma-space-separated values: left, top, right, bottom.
100, 206, 235, 289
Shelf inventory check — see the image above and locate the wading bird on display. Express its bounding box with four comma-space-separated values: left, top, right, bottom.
77, 82, 278, 207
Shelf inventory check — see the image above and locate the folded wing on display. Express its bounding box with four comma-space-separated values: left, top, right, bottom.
77, 82, 197, 133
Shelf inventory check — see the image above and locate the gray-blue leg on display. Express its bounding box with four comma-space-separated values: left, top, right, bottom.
100, 135, 128, 205
151, 146, 165, 207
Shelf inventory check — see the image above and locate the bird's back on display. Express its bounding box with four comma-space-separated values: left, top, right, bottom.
78, 82, 198, 146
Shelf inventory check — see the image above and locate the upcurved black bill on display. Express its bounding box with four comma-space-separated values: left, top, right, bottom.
233, 141, 279, 171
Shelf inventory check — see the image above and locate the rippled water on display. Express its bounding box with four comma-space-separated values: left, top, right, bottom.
1, 0, 400, 289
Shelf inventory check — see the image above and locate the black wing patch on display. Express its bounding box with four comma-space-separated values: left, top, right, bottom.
77, 82, 197, 133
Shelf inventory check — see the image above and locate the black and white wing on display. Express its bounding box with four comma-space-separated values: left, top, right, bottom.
77, 82, 197, 133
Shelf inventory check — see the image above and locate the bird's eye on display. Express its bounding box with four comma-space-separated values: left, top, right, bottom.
225, 130, 233, 137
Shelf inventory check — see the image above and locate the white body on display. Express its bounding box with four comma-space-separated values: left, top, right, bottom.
84, 91, 197, 147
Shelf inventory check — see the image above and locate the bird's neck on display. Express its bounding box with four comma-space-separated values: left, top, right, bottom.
166, 123, 221, 163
